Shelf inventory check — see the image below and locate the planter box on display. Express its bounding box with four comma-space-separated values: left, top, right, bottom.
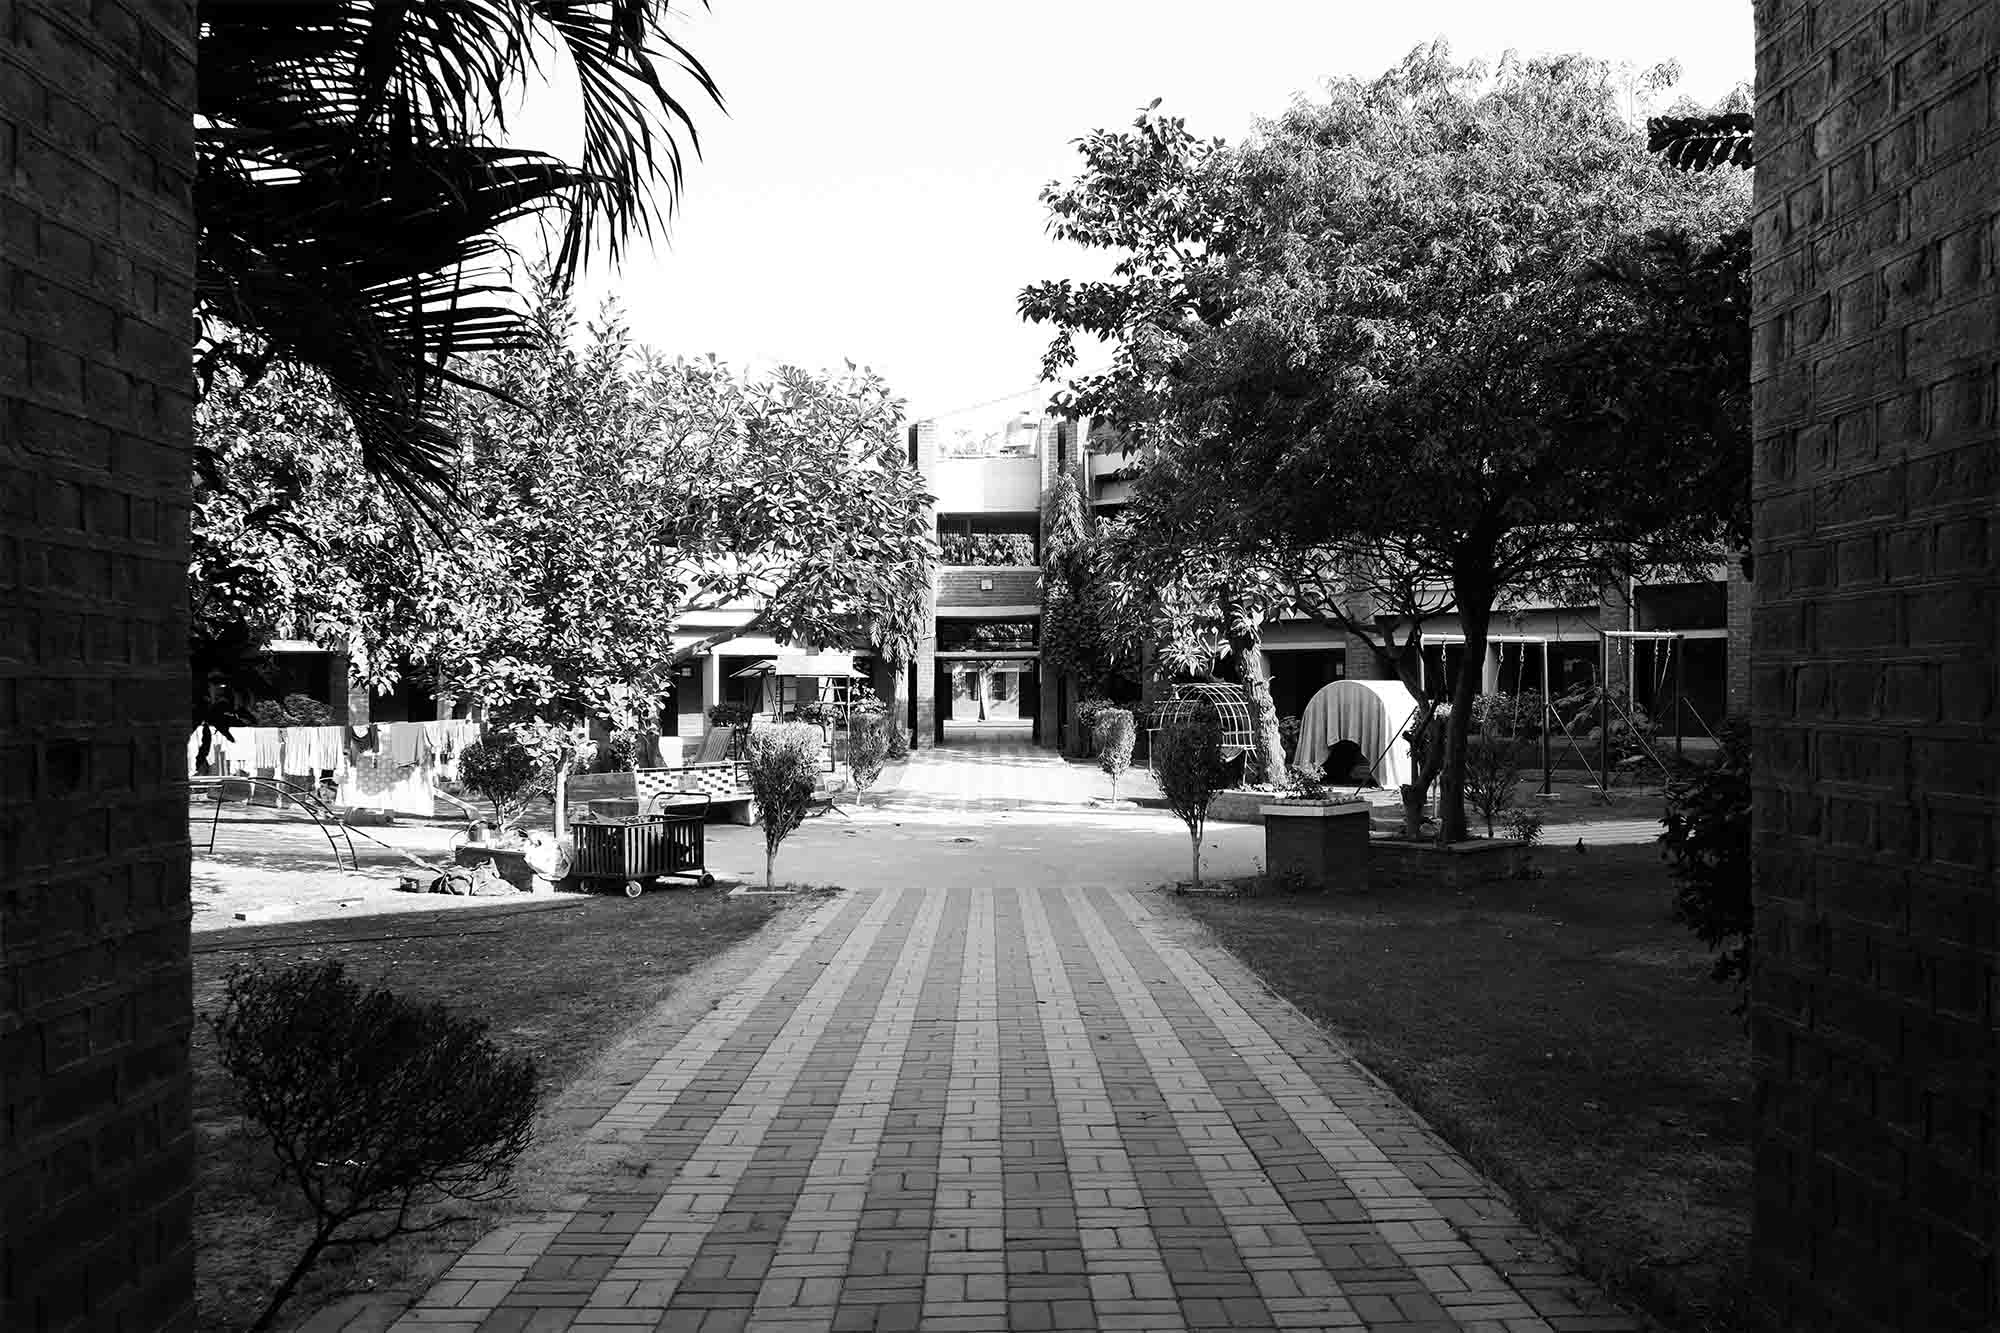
1205, 789, 1285, 825
1368, 836, 1524, 892
453, 845, 537, 892
1260, 802, 1372, 892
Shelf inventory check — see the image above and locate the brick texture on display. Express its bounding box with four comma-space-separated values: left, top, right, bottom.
0, 3, 198, 1330
1750, 1, 1999, 1328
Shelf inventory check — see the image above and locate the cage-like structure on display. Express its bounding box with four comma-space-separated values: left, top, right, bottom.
1145, 682, 1255, 772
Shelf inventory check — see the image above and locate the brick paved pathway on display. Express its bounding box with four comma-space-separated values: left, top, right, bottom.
387, 884, 1640, 1333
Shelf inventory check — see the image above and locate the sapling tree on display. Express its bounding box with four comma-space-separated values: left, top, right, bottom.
456, 735, 543, 833
846, 712, 891, 805
1155, 711, 1226, 893
1462, 732, 1522, 837
212, 961, 538, 1332
1093, 708, 1136, 799
746, 723, 824, 888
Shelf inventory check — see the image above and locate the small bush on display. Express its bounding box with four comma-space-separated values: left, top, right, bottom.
846, 684, 889, 719
1285, 763, 1331, 802
746, 723, 824, 888
847, 712, 890, 802
212, 961, 537, 1332
1462, 732, 1522, 836
1660, 720, 1752, 989
885, 726, 911, 760
1073, 696, 1114, 756
594, 728, 647, 773
1504, 806, 1545, 846
1093, 708, 1135, 799
457, 736, 544, 830
1277, 714, 1301, 762
250, 692, 336, 728
707, 702, 755, 728
1155, 711, 1226, 893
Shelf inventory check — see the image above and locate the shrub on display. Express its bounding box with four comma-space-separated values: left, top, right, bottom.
1277, 714, 1301, 762
745, 723, 824, 888
1073, 696, 1114, 756
1504, 806, 1545, 846
1462, 732, 1522, 836
1660, 720, 1752, 988
1285, 763, 1331, 802
211, 961, 537, 1332
594, 728, 647, 773
250, 692, 336, 727
1093, 708, 1135, 799
1155, 710, 1226, 892
885, 726, 911, 760
457, 736, 544, 830
847, 712, 890, 803
792, 700, 838, 728
846, 684, 889, 718
707, 702, 755, 728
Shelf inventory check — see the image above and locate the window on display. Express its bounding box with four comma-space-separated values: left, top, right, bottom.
937, 514, 1038, 565
937, 620, 1037, 652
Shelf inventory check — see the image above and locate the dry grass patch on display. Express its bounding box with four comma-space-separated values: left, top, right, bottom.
193, 888, 794, 1330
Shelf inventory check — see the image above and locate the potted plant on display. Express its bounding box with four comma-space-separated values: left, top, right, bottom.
1260, 763, 1371, 892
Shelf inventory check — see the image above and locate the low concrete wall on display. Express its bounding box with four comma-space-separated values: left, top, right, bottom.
1369, 838, 1523, 892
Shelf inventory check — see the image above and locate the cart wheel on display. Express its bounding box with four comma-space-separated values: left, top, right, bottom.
623, 880, 644, 899
699, 873, 716, 888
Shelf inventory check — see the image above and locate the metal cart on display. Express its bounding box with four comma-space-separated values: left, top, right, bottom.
566, 793, 716, 897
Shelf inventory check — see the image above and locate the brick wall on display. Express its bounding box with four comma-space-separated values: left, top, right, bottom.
1750, 1, 1998, 1328
1726, 561, 1754, 718
0, 3, 198, 1329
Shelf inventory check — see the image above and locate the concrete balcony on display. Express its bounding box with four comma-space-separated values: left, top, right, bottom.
936, 567, 1041, 612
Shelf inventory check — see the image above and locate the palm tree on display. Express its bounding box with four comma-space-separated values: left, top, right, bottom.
195, 1, 722, 509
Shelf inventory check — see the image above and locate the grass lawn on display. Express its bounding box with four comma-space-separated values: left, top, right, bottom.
1177, 842, 1755, 1333
192, 888, 794, 1331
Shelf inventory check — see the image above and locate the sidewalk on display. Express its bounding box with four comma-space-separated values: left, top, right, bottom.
362, 878, 1639, 1333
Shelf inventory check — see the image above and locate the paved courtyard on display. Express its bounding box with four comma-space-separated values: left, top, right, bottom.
378, 880, 1639, 1331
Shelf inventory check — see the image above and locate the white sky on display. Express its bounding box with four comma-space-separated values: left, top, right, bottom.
512, 1, 1754, 427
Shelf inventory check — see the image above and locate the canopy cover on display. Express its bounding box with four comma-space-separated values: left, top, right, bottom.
1296, 679, 1423, 790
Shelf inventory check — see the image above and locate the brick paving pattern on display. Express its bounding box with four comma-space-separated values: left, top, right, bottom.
387, 883, 1640, 1333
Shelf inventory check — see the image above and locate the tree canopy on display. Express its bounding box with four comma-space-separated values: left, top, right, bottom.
1024, 45, 1751, 838
192, 284, 937, 732
196, 0, 722, 508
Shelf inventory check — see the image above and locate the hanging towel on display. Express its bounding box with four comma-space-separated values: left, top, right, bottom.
252, 728, 283, 771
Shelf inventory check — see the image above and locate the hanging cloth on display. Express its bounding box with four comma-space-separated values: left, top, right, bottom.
252, 728, 283, 771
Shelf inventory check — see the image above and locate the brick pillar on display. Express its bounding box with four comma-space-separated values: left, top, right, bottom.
1750, 1, 1999, 1328
0, 4, 199, 1330
910, 421, 939, 747
1598, 576, 1633, 695
1725, 557, 1752, 721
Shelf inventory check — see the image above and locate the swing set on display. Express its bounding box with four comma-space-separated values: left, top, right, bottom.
1423, 628, 1721, 798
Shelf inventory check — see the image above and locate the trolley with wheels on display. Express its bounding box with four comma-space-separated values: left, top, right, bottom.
566, 793, 716, 897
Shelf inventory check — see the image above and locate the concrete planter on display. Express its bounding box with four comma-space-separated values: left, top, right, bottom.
1260, 802, 1372, 892
1368, 836, 1525, 892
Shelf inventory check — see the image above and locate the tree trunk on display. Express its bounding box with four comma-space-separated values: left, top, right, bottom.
765, 846, 776, 890
1436, 583, 1494, 844
1189, 829, 1202, 893
1221, 608, 1288, 785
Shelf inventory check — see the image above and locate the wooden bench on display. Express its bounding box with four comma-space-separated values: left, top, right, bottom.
560, 764, 757, 828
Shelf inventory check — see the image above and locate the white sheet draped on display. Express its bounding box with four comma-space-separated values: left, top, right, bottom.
1295, 679, 1422, 790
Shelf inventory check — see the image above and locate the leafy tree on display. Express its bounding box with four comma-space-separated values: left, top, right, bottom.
846, 712, 891, 804
745, 724, 824, 889
1025, 48, 1749, 841
195, 1, 720, 506
1093, 708, 1135, 799
438, 286, 936, 726
1040, 471, 1136, 723
211, 961, 537, 1333
457, 735, 547, 832
1661, 721, 1752, 991
1155, 711, 1225, 893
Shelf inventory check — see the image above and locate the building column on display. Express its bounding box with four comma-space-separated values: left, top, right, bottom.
1724, 558, 1752, 721
1, 4, 199, 1327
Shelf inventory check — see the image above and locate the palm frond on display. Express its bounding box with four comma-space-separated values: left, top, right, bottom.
1646, 113, 1754, 172
196, 1, 722, 511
